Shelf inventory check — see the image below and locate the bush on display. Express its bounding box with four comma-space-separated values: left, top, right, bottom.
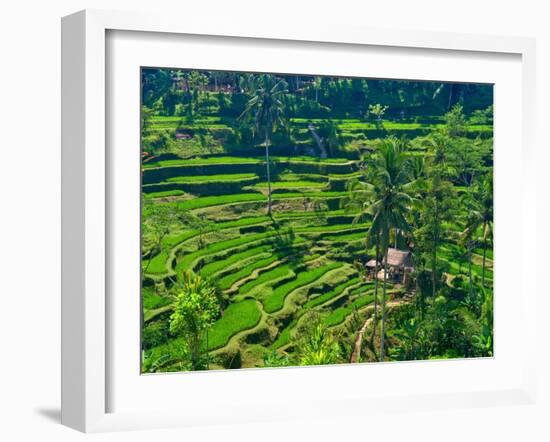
142, 321, 170, 350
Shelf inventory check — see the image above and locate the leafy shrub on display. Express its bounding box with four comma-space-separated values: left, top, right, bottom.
142, 320, 170, 350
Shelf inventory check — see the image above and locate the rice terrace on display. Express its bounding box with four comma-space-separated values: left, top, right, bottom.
140, 68, 494, 372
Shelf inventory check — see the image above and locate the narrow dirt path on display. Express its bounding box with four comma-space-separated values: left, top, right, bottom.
349, 297, 410, 363
350, 316, 373, 363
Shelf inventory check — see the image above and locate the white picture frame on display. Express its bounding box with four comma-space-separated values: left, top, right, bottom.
61, 9, 537, 433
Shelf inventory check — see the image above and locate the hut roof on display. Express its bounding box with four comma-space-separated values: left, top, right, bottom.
383, 248, 412, 268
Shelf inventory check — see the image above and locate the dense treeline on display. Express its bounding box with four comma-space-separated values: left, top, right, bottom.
142, 68, 493, 119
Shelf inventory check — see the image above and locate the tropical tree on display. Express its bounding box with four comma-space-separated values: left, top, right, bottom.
444, 103, 467, 137
345, 137, 414, 361
297, 322, 340, 366
368, 103, 389, 130
471, 288, 493, 356
459, 229, 477, 303
406, 155, 429, 319
391, 316, 422, 361
343, 175, 380, 355
317, 120, 342, 157
311, 76, 322, 102
461, 177, 493, 287
417, 134, 456, 297
169, 271, 220, 370
142, 203, 177, 274
239, 74, 288, 217
371, 139, 415, 361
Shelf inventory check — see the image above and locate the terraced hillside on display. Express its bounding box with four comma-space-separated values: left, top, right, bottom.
140, 68, 494, 372
140, 153, 387, 371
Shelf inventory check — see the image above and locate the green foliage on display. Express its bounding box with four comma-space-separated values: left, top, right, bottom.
169, 271, 220, 370
296, 320, 341, 366
239, 73, 289, 216
142, 287, 172, 310
368, 103, 389, 129
262, 350, 290, 368
469, 105, 493, 125
142, 321, 170, 350
445, 104, 467, 137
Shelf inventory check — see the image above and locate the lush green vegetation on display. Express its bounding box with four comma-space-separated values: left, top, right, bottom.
205, 299, 262, 351
140, 68, 493, 373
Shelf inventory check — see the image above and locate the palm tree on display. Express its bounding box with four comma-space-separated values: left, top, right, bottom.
462, 177, 493, 288
312, 76, 322, 102
421, 133, 456, 297
372, 143, 414, 362
343, 178, 380, 356
239, 74, 288, 217
346, 137, 414, 361
459, 192, 478, 301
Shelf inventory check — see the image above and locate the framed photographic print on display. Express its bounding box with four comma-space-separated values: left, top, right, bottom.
61, 9, 537, 433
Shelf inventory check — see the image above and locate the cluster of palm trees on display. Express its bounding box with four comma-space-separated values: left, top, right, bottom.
345, 134, 493, 362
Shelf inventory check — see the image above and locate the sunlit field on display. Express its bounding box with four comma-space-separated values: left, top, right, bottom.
141, 69, 493, 373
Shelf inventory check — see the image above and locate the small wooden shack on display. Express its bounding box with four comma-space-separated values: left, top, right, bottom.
365, 248, 414, 284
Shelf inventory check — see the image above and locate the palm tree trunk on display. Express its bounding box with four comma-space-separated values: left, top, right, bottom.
380, 248, 389, 362
184, 75, 193, 121
468, 242, 474, 299
431, 241, 437, 298
411, 251, 423, 320
264, 129, 272, 217
447, 84, 454, 110
482, 237, 487, 288
191, 337, 199, 371
206, 331, 209, 369
370, 239, 380, 347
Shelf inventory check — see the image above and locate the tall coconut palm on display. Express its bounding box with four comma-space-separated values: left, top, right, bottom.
346, 137, 414, 361
421, 133, 456, 297
462, 177, 493, 288
239, 74, 288, 217
459, 192, 478, 302
343, 177, 380, 356
370, 139, 414, 361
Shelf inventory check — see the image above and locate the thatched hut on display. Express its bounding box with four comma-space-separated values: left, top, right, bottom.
365, 248, 413, 284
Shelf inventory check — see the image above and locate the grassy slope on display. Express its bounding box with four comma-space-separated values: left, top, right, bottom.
142, 117, 493, 369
